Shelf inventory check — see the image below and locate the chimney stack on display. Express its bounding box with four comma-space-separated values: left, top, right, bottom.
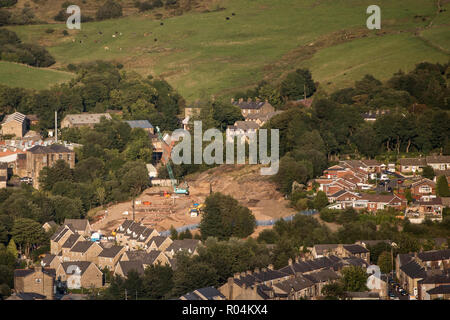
231, 98, 235, 103
268, 264, 274, 270
288, 258, 293, 266
239, 98, 244, 103
254, 267, 260, 274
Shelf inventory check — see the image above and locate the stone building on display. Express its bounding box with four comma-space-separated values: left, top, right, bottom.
14, 267, 56, 300
1, 112, 28, 138
26, 144, 75, 189
61, 113, 112, 129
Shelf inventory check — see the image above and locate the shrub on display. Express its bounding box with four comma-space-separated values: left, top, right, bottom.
96, 0, 123, 21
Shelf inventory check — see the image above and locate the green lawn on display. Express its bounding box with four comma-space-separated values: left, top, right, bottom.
0, 61, 74, 90
5, 0, 450, 101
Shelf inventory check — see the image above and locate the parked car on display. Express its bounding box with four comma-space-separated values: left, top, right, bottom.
19, 177, 33, 184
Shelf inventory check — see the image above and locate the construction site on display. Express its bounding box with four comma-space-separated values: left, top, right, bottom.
90, 164, 297, 237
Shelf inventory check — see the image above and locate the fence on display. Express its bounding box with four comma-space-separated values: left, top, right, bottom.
159, 209, 318, 236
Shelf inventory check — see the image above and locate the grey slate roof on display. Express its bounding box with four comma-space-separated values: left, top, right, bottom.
195, 286, 226, 300
274, 275, 315, 293
28, 144, 72, 154
99, 246, 124, 258
166, 239, 200, 253
125, 120, 154, 129
343, 244, 369, 254
61, 261, 93, 275
427, 285, 450, 294
117, 261, 145, 276
64, 219, 89, 232
418, 249, 450, 261
62, 234, 81, 249
400, 260, 426, 279
70, 241, 94, 253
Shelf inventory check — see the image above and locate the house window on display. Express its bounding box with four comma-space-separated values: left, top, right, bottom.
420, 186, 431, 193
35, 278, 41, 283
59, 154, 63, 160
67, 154, 71, 161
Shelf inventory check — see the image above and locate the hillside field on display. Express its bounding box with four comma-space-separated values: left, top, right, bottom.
3, 0, 450, 101
0, 61, 75, 90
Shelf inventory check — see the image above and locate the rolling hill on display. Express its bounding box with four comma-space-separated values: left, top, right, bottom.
3, 0, 450, 101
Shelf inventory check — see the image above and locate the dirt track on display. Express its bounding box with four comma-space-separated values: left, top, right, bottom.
91, 164, 296, 236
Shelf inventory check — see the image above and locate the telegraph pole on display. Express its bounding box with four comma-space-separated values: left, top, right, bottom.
55, 111, 58, 143
132, 196, 135, 222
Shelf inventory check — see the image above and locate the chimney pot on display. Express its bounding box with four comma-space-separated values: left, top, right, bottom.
254, 267, 260, 274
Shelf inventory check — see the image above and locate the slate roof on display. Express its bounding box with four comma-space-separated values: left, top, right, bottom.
313, 244, 338, 255
99, 245, 124, 258
166, 239, 200, 253
274, 275, 315, 293
41, 254, 57, 266
426, 155, 450, 164
195, 286, 226, 300
28, 144, 72, 154
232, 100, 267, 110
117, 261, 145, 276
418, 273, 450, 285
51, 226, 70, 242
303, 268, 340, 283
399, 158, 426, 166
14, 268, 56, 278
150, 236, 169, 247
7, 292, 47, 300
417, 249, 450, 262
426, 285, 450, 294
228, 121, 260, 131
61, 261, 93, 275
70, 241, 95, 253
63, 113, 112, 125
64, 219, 89, 232
62, 234, 81, 249
2, 112, 26, 124
400, 260, 426, 279
125, 120, 154, 129
343, 244, 369, 254
180, 292, 202, 300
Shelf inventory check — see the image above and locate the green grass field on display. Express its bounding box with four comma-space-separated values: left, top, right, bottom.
0, 61, 75, 90
4, 0, 450, 101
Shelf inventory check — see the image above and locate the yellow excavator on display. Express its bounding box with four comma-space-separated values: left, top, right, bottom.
188, 203, 205, 217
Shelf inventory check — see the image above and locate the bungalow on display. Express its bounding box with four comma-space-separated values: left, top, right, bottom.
398, 158, 426, 174
426, 155, 450, 171
56, 261, 103, 289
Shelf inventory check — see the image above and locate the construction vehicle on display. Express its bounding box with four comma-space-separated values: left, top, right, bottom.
155, 126, 189, 195
188, 203, 205, 217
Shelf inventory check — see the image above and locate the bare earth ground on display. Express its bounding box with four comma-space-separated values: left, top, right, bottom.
91, 164, 296, 236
